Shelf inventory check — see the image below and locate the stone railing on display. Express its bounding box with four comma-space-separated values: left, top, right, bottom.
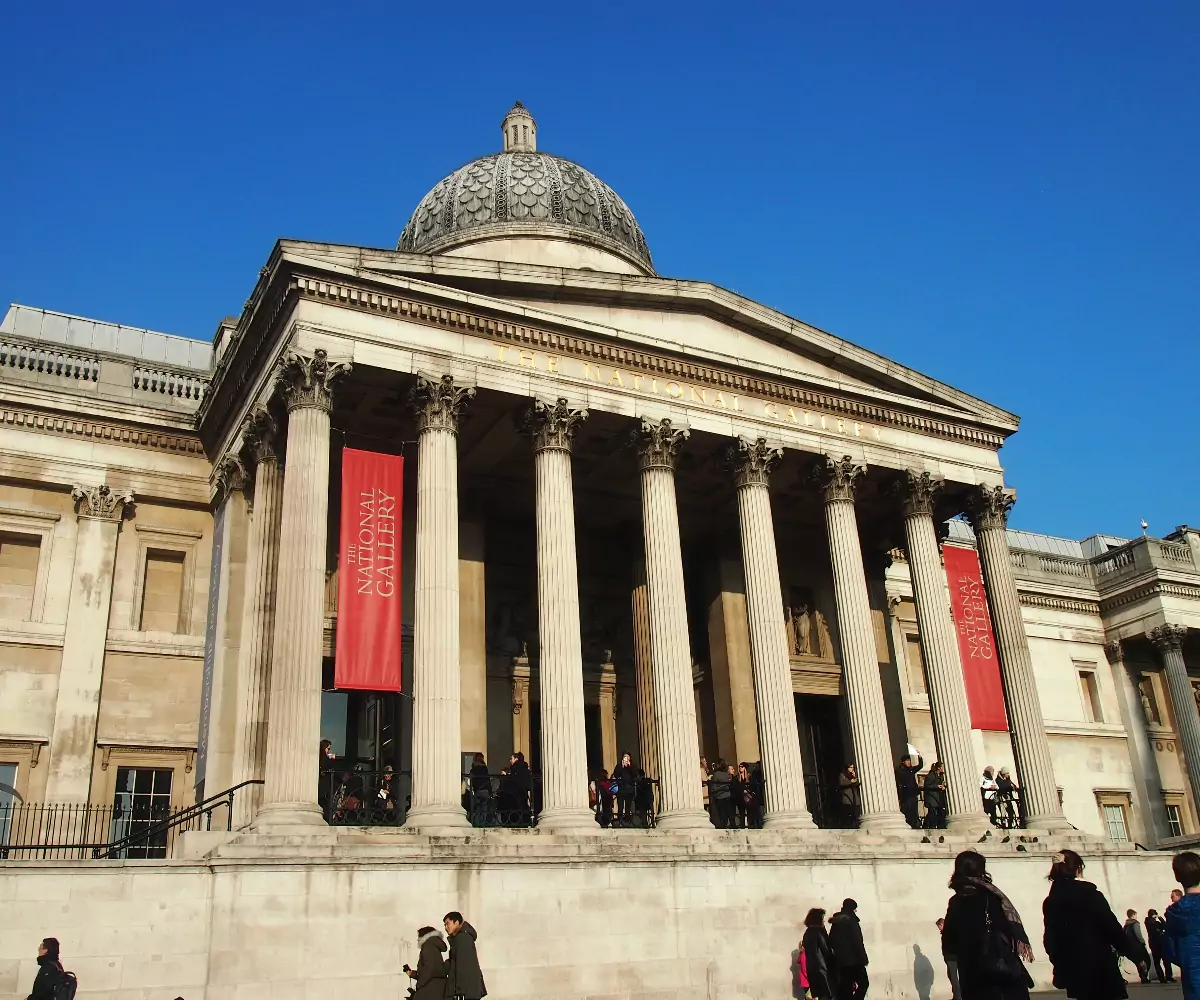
0, 340, 100, 382
1092, 537, 1196, 586
1009, 548, 1091, 582
133, 366, 208, 402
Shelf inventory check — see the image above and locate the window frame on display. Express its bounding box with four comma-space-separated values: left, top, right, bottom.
1095, 789, 1133, 843
1164, 791, 1188, 838
1075, 663, 1104, 724
130, 525, 201, 634
0, 507, 60, 622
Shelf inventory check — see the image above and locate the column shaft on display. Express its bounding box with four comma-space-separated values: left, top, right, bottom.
900, 474, 986, 830
969, 486, 1066, 830
631, 556, 659, 779
731, 439, 813, 828
231, 410, 283, 827
1152, 625, 1200, 822
1108, 641, 1167, 845
406, 374, 473, 832
636, 419, 709, 830
819, 458, 906, 831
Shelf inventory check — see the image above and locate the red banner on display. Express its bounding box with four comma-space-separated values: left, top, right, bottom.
943, 544, 1008, 731
335, 449, 404, 691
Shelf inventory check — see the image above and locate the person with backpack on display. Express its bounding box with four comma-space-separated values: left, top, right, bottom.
28, 937, 75, 1000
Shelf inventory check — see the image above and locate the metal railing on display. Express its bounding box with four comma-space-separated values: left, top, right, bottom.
0, 780, 263, 860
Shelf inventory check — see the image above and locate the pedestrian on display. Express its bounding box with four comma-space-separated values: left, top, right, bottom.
444, 911, 487, 1000
406, 926, 448, 1000
27, 937, 72, 1000
1146, 908, 1174, 984
634, 768, 655, 827
995, 768, 1019, 828
940, 850, 1034, 1000
1166, 850, 1200, 1000
708, 758, 732, 828
923, 762, 948, 830
897, 749, 923, 829
611, 752, 637, 827
839, 764, 861, 828
1123, 910, 1152, 983
828, 898, 869, 1000
591, 769, 614, 828
803, 908, 837, 1000
1043, 849, 1134, 1000
935, 917, 961, 1000
700, 756, 711, 821
468, 754, 491, 827
980, 767, 999, 825
499, 753, 531, 825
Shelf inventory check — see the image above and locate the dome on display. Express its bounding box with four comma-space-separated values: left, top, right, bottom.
398, 103, 654, 274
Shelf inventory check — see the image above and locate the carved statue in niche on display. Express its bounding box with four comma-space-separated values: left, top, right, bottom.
785, 603, 813, 656
815, 609, 834, 660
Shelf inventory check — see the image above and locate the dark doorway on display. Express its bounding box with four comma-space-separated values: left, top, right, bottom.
796, 693, 848, 828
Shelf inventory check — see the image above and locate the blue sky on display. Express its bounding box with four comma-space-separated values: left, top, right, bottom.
1, 4, 1196, 539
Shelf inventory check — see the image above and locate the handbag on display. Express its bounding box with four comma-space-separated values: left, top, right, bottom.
981, 908, 1032, 988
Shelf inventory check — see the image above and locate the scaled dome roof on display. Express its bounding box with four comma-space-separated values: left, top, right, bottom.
397, 103, 654, 273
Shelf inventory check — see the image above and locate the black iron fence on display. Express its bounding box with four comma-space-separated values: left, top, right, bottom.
0, 780, 263, 860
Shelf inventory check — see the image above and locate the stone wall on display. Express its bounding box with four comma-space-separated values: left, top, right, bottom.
0, 840, 1177, 1000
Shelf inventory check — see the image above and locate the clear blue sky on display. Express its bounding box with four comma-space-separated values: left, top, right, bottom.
2, 4, 1196, 540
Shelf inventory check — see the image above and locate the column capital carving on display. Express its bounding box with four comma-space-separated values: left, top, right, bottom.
214, 455, 248, 503
275, 348, 351, 413
1149, 623, 1188, 653
896, 470, 944, 518
523, 397, 588, 453
1103, 639, 1123, 665
71, 484, 134, 521
967, 484, 1015, 532
812, 455, 865, 503
241, 406, 279, 467
633, 418, 689, 472
726, 436, 782, 488
409, 373, 475, 434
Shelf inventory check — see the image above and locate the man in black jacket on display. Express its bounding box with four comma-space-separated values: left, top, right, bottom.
896, 752, 923, 829
444, 912, 487, 1000
1146, 908, 1175, 983
828, 898, 869, 1000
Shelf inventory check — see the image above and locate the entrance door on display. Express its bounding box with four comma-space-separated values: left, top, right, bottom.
795, 694, 847, 828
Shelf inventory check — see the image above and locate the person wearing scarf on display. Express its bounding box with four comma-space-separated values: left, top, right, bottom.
1043, 849, 1138, 1000
940, 850, 1035, 1000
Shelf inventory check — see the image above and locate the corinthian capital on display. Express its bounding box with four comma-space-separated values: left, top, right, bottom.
813, 455, 864, 503
1103, 640, 1123, 666
727, 437, 782, 489
409, 373, 475, 434
214, 455, 248, 503
241, 406, 279, 467
1149, 623, 1188, 654
72, 484, 134, 521
632, 418, 689, 472
276, 349, 351, 413
523, 397, 588, 453
895, 470, 943, 518
967, 484, 1015, 532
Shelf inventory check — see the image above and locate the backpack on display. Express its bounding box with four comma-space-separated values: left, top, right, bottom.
54, 970, 78, 1000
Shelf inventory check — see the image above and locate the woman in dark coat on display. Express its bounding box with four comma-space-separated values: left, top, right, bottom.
802, 907, 838, 1000
1043, 849, 1135, 1000
610, 752, 637, 827
940, 850, 1035, 1000
407, 926, 448, 1000
923, 762, 948, 830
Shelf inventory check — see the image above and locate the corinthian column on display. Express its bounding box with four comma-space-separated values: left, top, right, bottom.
898, 472, 986, 832
1107, 639, 1168, 844
405, 373, 474, 832
967, 485, 1067, 830
45, 485, 134, 802
258, 349, 349, 827
634, 419, 710, 831
1150, 624, 1200, 820
729, 438, 813, 828
816, 457, 906, 831
524, 397, 594, 832
631, 555, 659, 779
231, 407, 284, 827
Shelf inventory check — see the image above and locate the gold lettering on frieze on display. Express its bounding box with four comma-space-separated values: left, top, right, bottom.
491, 346, 881, 441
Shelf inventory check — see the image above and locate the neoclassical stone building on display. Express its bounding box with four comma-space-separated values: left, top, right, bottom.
0, 102, 1196, 1000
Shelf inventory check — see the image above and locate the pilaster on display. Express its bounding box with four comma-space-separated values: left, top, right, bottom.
1105, 639, 1168, 845
1150, 623, 1200, 828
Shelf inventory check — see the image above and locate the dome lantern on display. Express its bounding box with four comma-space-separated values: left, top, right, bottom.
501, 101, 536, 152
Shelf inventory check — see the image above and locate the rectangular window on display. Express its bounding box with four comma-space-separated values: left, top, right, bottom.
1079, 669, 1104, 723
0, 762, 16, 847
905, 635, 927, 695
110, 766, 173, 859
0, 533, 41, 621
1103, 802, 1129, 842
1167, 803, 1184, 839
139, 550, 186, 632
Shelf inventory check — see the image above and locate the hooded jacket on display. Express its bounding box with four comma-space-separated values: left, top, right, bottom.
412, 930, 448, 1000
828, 910, 868, 968
1043, 878, 1132, 1000
1166, 893, 1200, 1000
447, 922, 487, 1000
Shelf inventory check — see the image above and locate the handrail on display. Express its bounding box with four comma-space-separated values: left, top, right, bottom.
96, 779, 263, 859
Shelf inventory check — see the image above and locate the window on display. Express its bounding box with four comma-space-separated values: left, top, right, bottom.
905, 635, 927, 695
139, 550, 186, 632
0, 762, 16, 847
109, 766, 173, 859
1078, 668, 1103, 723
1168, 804, 1184, 839
1103, 803, 1129, 842
0, 533, 40, 620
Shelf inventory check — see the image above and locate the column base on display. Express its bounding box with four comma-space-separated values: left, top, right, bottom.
251, 801, 326, 830
764, 809, 817, 830
537, 808, 602, 835
655, 809, 715, 833
403, 803, 471, 835
947, 813, 993, 838
858, 810, 910, 833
